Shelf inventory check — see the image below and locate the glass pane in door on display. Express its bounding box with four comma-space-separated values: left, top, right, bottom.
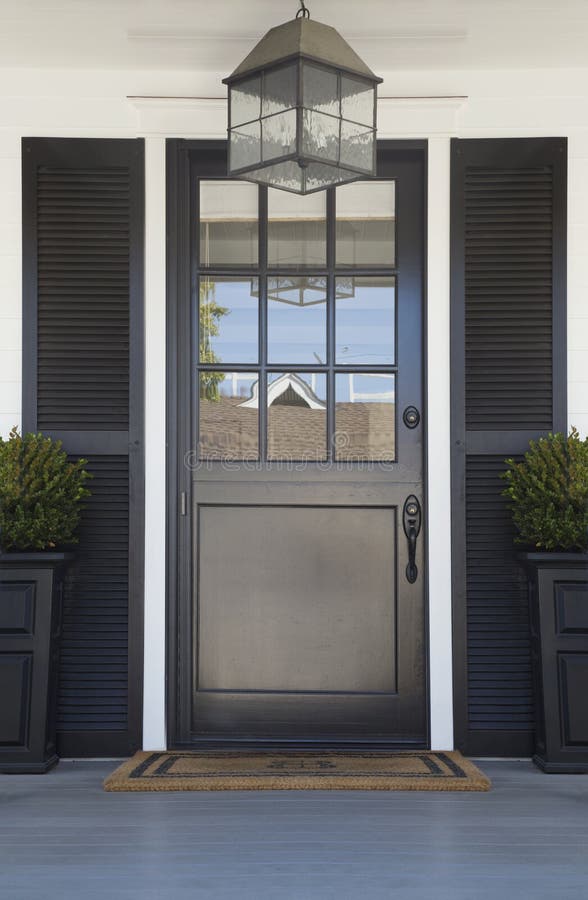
267, 277, 327, 364
268, 188, 326, 266
335, 276, 396, 365
267, 372, 327, 461
198, 372, 259, 460
336, 181, 395, 266
198, 277, 259, 365
335, 373, 395, 461
199, 180, 258, 267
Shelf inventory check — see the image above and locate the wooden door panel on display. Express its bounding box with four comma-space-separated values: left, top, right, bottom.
197, 505, 396, 694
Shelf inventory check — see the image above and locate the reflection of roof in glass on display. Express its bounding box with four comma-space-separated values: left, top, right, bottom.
239, 372, 326, 410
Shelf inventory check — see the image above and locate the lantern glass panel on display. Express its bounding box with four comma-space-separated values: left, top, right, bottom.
302, 63, 339, 116
261, 109, 297, 162
302, 110, 340, 163
231, 75, 261, 126
231, 120, 261, 170
341, 75, 374, 126
247, 160, 305, 192
262, 63, 298, 116
339, 121, 374, 171
304, 162, 355, 193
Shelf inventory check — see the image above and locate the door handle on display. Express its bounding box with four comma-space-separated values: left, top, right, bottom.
403, 495, 422, 584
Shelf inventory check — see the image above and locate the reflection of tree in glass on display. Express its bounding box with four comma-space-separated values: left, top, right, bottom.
199, 280, 229, 401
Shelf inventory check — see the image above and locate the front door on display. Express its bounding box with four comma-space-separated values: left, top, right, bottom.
171, 141, 427, 748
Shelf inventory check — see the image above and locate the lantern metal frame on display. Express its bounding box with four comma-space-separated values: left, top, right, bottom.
223, 13, 383, 195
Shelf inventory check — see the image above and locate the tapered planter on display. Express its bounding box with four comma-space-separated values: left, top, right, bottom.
0, 552, 73, 773
520, 553, 588, 773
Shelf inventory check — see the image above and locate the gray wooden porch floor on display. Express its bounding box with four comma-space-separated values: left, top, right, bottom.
0, 760, 586, 900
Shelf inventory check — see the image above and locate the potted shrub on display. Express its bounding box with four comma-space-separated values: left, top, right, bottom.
0, 427, 90, 773
502, 428, 588, 773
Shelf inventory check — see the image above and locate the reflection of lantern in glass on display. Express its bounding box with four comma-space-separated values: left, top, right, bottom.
223, 4, 382, 194
251, 276, 354, 307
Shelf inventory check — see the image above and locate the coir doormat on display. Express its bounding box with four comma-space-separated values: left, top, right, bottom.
104, 750, 490, 792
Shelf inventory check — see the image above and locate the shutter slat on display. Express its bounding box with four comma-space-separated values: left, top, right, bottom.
465, 457, 533, 732
464, 165, 553, 431
58, 456, 130, 732
36, 168, 130, 432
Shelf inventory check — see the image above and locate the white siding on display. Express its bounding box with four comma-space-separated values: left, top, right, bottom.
0, 62, 587, 750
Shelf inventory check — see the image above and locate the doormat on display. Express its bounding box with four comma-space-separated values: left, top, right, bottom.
103, 750, 490, 792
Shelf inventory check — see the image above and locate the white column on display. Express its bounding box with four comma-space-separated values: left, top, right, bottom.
427, 137, 454, 750
142, 136, 167, 750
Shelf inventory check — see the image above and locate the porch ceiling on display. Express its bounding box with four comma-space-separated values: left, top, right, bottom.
1, 0, 588, 73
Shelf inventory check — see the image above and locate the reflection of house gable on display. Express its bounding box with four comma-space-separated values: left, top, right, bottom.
239, 372, 326, 410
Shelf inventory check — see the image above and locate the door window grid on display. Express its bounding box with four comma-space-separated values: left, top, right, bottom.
195, 179, 397, 462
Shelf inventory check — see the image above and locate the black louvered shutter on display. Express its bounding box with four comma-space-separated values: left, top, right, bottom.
22, 139, 144, 757
451, 138, 567, 756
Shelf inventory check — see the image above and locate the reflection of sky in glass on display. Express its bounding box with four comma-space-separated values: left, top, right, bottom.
199, 278, 258, 364
268, 292, 327, 364
336, 373, 395, 403
335, 277, 395, 365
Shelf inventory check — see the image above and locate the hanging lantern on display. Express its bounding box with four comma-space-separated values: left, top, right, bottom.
223, 2, 383, 194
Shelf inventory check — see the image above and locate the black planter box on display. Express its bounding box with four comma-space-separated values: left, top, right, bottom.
520, 553, 588, 774
0, 552, 73, 773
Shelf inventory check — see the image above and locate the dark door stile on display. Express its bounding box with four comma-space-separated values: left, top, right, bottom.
167, 140, 428, 750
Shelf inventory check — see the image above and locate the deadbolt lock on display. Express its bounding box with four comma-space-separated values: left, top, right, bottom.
403, 406, 420, 429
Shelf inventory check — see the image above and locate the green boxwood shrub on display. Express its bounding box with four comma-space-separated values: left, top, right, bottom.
0, 427, 91, 552
502, 428, 588, 552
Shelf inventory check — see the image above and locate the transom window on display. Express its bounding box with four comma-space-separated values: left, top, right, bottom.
196, 179, 396, 462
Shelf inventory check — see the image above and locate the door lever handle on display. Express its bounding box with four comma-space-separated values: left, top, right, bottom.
403, 495, 422, 584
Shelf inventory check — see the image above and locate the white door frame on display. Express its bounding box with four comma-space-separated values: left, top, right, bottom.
136, 96, 465, 750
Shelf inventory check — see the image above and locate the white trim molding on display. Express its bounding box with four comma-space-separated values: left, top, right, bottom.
129, 95, 467, 139
138, 101, 459, 751
142, 136, 168, 750
427, 137, 454, 750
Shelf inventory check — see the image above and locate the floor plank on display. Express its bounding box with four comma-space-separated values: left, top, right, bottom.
0, 760, 586, 899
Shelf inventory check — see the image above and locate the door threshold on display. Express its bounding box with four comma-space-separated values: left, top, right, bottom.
171, 739, 429, 752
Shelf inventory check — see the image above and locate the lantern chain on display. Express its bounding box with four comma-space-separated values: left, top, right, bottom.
296, 0, 310, 19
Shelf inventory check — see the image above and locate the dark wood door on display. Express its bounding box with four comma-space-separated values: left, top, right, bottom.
172, 142, 426, 748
